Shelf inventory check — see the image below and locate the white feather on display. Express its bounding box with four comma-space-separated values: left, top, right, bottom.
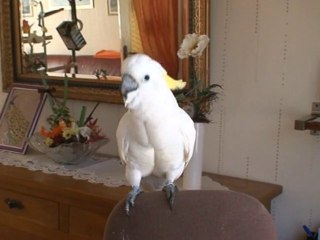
116, 54, 196, 187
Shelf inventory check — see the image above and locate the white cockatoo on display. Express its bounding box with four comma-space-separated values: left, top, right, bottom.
116, 54, 196, 214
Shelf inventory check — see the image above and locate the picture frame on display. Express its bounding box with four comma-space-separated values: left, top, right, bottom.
21, 0, 33, 17
0, 85, 47, 154
48, 0, 94, 10
108, 0, 118, 15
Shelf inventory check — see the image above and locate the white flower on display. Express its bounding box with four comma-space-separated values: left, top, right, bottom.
79, 126, 92, 140
177, 34, 210, 59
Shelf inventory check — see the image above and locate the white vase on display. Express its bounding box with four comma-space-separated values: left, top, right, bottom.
182, 122, 205, 190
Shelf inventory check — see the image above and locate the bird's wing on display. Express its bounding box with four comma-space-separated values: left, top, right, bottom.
178, 109, 196, 167
116, 113, 130, 165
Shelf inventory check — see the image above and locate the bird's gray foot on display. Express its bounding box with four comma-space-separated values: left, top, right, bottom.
125, 186, 142, 215
162, 183, 178, 209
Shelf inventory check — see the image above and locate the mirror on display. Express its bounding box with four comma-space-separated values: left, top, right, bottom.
0, 0, 210, 104
19, 0, 122, 78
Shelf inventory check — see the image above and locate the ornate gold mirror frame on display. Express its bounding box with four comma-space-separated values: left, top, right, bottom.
0, 0, 209, 104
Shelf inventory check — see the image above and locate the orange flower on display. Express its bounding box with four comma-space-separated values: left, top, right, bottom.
51, 125, 63, 138
40, 125, 63, 138
40, 127, 51, 138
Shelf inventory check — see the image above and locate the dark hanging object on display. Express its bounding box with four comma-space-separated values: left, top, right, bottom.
56, 21, 86, 50
56, 0, 86, 51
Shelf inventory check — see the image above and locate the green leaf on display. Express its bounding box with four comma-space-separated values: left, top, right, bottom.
175, 93, 187, 102
77, 106, 87, 127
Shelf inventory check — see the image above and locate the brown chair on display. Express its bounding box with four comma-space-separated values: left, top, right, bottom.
103, 190, 277, 240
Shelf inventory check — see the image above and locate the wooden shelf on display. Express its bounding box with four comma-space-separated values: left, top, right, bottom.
203, 172, 283, 211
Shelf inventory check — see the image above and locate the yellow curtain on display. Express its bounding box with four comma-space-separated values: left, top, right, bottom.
133, 0, 179, 78
130, 4, 143, 53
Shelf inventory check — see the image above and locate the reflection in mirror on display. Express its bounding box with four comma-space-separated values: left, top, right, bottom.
119, 1, 180, 79
0, 0, 209, 103
20, 0, 122, 79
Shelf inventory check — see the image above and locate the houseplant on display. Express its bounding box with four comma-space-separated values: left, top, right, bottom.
28, 77, 108, 164
175, 33, 221, 123
175, 33, 221, 189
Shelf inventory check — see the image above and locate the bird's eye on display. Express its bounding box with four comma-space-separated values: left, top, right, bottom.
144, 75, 150, 81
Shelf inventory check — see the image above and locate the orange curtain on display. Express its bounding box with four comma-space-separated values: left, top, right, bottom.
133, 0, 179, 78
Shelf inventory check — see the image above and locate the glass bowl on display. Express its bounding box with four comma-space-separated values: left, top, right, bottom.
28, 133, 109, 165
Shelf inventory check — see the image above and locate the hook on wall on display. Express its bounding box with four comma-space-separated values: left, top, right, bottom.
295, 102, 320, 135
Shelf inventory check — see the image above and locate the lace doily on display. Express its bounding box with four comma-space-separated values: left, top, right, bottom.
0, 150, 229, 191
0, 150, 129, 187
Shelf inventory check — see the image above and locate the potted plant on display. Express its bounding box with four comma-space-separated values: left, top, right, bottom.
175, 33, 221, 123
28, 77, 108, 164
175, 33, 221, 189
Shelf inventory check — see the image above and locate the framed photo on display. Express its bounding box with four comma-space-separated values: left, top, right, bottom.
48, 0, 94, 10
108, 0, 118, 15
21, 0, 33, 17
0, 85, 46, 154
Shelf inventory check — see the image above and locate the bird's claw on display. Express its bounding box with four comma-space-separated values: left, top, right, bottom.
162, 183, 178, 210
125, 186, 142, 215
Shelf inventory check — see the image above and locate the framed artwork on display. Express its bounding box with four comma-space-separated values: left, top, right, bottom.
21, 0, 33, 17
108, 0, 118, 15
0, 85, 47, 154
48, 0, 94, 10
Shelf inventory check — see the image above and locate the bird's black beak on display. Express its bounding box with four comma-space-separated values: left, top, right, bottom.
121, 74, 138, 99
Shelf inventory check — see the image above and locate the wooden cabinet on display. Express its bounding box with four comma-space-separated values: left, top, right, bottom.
68, 207, 110, 238
0, 163, 282, 239
203, 172, 283, 211
0, 164, 129, 240
0, 188, 59, 229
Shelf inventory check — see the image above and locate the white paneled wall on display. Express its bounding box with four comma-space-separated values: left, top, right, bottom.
206, 1, 320, 239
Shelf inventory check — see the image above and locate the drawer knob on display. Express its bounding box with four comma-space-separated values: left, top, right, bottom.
5, 199, 24, 209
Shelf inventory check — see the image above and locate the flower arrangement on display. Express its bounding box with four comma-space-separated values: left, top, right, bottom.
175, 33, 221, 123
28, 78, 108, 164
39, 78, 107, 148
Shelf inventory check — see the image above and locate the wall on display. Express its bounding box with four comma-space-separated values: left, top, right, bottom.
205, 1, 320, 239
1, 1, 320, 239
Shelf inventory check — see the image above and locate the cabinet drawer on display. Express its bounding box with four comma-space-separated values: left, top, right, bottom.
0, 188, 59, 229
0, 223, 46, 240
69, 207, 111, 239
